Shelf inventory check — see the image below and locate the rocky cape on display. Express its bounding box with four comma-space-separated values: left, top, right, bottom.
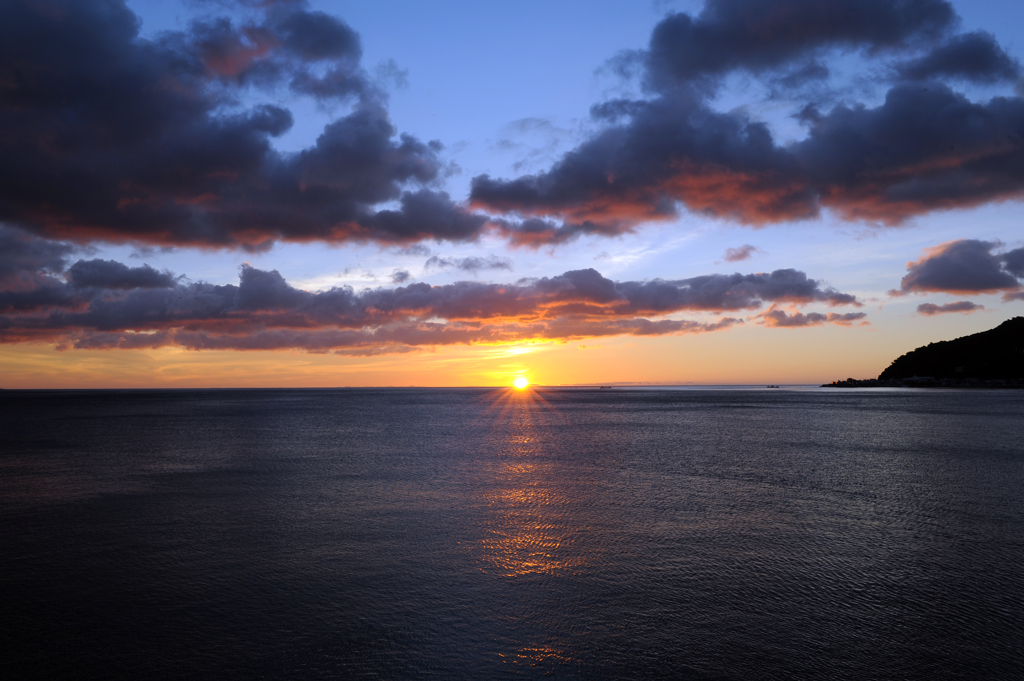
823, 317, 1024, 388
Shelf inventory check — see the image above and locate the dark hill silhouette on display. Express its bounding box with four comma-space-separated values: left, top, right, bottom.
825, 317, 1024, 387
879, 317, 1024, 380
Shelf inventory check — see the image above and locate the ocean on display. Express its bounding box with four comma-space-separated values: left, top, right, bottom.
2, 387, 1022, 679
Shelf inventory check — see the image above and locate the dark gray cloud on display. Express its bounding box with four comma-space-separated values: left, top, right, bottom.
472, 89, 808, 230
1003, 247, 1024, 277
0, 228, 170, 311
473, 82, 1024, 234
796, 84, 1024, 223
184, 3, 366, 98
898, 32, 1021, 83
471, 1, 1024, 240
643, 0, 955, 91
0, 0, 484, 248
361, 190, 488, 243
610, 268, 861, 312
424, 255, 514, 274
390, 269, 412, 284
5, 0, 1019, 255
917, 300, 984, 315
0, 227, 75, 284
270, 6, 362, 62
0, 227, 79, 312
0, 239, 861, 350
491, 217, 615, 247
894, 239, 1023, 294
66, 260, 176, 289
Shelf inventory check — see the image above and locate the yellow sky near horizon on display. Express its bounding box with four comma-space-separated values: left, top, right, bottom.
0, 320, 918, 388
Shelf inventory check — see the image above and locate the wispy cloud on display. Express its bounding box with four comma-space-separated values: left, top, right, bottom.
722, 245, 764, 262
424, 255, 514, 274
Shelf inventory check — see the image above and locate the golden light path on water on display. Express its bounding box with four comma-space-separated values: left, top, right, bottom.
472, 386, 583, 669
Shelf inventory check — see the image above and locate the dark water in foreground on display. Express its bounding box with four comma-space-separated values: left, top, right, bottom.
2, 387, 1023, 680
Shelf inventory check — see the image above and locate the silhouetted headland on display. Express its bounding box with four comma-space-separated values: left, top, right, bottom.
824, 317, 1024, 388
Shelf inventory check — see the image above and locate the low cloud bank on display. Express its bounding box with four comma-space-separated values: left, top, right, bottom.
0, 228, 863, 353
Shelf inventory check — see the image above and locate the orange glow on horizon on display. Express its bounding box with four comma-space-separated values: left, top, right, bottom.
0, 317, 932, 389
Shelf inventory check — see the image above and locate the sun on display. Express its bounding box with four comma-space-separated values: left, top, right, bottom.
514, 377, 529, 389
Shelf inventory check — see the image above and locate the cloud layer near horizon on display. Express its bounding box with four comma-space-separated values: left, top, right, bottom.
0, 227, 862, 352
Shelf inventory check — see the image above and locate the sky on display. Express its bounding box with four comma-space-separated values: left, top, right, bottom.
1, 0, 1023, 388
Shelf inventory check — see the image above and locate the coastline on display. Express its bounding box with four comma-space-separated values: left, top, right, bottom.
822, 377, 1024, 388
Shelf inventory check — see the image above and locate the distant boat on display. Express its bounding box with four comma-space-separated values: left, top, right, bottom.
766, 385, 780, 388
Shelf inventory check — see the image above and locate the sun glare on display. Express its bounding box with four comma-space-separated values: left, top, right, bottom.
514, 377, 529, 389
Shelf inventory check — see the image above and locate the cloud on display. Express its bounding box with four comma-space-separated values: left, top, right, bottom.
610, 268, 862, 311
394, 244, 433, 257
893, 239, 1023, 295
0, 234, 862, 352
469, 1, 1024, 241
390, 269, 412, 284
759, 309, 868, 327
424, 255, 514, 274
0, 0, 486, 248
4, 0, 1021, 252
916, 300, 984, 315
0, 227, 75, 284
66, 260, 176, 289
643, 0, 955, 91
473, 83, 1024, 237
1003, 247, 1024, 277
897, 32, 1021, 83
723, 244, 763, 262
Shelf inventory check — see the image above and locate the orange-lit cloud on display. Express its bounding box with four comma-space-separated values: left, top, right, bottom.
758, 307, 868, 328
472, 84, 1024, 240
1, 227, 866, 354
891, 239, 1024, 295
4, 0, 1024, 251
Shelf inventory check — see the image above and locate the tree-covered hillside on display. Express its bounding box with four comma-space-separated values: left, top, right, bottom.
878, 317, 1024, 380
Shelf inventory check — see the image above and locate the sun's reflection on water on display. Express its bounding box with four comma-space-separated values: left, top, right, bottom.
498, 644, 574, 670
470, 388, 582, 669
474, 388, 585, 579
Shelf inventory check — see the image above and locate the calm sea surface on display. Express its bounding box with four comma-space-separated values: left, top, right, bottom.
2, 387, 1023, 680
